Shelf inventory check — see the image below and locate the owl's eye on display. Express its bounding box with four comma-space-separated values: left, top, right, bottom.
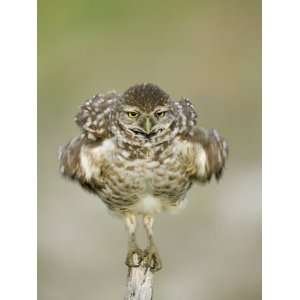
127, 111, 139, 118
155, 111, 166, 118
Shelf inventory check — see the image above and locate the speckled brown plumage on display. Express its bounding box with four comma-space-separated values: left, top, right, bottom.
59, 83, 228, 271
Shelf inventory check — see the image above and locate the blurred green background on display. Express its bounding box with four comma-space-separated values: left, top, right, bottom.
38, 0, 261, 299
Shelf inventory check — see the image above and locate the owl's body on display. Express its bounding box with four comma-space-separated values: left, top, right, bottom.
59, 83, 228, 271
66, 134, 194, 215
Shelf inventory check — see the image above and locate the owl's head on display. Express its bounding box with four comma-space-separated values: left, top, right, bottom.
115, 83, 178, 145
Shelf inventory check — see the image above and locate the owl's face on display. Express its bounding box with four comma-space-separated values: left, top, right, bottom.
118, 103, 176, 141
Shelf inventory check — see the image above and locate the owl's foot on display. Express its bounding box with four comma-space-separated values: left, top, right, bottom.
143, 244, 162, 272
125, 245, 144, 268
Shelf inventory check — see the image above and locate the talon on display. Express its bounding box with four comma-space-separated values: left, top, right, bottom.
143, 246, 162, 272
125, 247, 144, 268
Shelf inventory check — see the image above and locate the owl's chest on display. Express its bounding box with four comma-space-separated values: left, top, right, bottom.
110, 146, 190, 196
113, 145, 168, 173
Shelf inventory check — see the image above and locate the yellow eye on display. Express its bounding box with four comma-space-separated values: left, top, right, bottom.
127, 111, 139, 118
155, 111, 166, 118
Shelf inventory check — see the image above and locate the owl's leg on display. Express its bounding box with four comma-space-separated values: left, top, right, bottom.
143, 215, 162, 272
124, 213, 143, 268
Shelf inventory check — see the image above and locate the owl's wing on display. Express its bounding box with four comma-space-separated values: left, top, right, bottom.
58, 135, 94, 192
59, 136, 83, 179
189, 127, 229, 182
59, 90, 120, 192
175, 98, 198, 133
75, 91, 120, 141
58, 134, 102, 193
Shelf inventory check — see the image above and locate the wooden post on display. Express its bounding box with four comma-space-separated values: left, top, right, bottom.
124, 255, 154, 300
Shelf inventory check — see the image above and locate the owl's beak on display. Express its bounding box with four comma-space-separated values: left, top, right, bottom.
143, 117, 155, 134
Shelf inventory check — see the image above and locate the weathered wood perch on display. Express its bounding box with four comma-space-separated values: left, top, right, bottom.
124, 255, 154, 300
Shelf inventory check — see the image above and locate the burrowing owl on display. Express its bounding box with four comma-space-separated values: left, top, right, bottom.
59, 83, 228, 271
